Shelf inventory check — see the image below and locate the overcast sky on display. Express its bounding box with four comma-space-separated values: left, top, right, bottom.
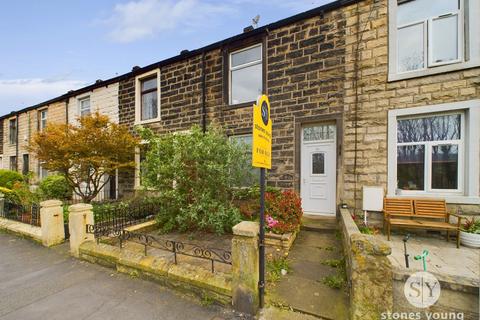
0, 0, 334, 115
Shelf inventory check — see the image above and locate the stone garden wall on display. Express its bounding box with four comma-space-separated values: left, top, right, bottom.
339, 207, 393, 319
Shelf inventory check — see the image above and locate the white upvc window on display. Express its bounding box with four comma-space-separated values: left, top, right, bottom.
78, 96, 91, 117
39, 109, 48, 131
135, 69, 160, 124
396, 112, 464, 193
229, 44, 263, 105
388, 0, 480, 81
387, 100, 480, 204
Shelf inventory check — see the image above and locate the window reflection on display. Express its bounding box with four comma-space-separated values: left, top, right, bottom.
397, 145, 425, 190
397, 114, 460, 143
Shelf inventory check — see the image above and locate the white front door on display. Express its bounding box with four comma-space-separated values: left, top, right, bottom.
301, 124, 337, 215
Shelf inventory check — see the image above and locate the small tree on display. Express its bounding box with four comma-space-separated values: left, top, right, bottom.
30, 112, 139, 203
138, 125, 251, 234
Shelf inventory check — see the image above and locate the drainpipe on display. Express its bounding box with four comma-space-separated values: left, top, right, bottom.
201, 52, 207, 133
65, 99, 69, 124
15, 114, 19, 171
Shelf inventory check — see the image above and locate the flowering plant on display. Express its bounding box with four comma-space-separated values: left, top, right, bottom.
265, 190, 303, 234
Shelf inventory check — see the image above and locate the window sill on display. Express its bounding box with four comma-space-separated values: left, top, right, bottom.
225, 101, 255, 110
134, 117, 161, 126
386, 192, 480, 205
388, 59, 480, 82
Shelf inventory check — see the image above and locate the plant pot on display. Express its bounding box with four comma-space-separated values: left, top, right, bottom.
459, 230, 480, 248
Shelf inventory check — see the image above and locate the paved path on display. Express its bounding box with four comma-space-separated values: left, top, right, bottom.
268, 220, 349, 320
0, 232, 242, 320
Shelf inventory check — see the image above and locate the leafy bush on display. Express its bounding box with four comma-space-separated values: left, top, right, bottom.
265, 190, 303, 234
232, 185, 281, 220
10, 181, 40, 206
0, 169, 24, 189
138, 125, 247, 234
39, 174, 71, 200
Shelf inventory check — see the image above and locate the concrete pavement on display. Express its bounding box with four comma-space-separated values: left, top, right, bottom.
0, 231, 246, 320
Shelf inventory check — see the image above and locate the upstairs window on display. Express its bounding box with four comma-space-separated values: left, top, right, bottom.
9, 118, 17, 144
135, 70, 160, 124
229, 44, 263, 105
389, 0, 480, 80
397, 0, 461, 72
79, 97, 91, 117
140, 77, 158, 121
39, 109, 48, 131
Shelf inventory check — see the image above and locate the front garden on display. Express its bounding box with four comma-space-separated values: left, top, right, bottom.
68, 124, 303, 285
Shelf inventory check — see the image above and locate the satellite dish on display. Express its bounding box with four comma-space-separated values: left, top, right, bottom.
252, 15, 260, 28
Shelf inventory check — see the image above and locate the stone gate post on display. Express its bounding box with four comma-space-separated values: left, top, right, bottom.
231, 221, 260, 315
68, 203, 94, 257
40, 200, 65, 247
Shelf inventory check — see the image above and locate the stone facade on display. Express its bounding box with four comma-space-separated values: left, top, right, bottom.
118, 0, 479, 211
0, 101, 66, 183
1, 0, 478, 211
67, 83, 119, 125
341, 0, 480, 212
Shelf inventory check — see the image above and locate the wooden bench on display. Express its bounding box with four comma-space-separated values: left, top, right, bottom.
383, 198, 463, 248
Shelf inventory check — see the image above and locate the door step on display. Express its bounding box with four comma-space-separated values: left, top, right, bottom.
301, 215, 337, 233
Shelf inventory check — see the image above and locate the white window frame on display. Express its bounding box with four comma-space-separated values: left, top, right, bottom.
229, 43, 263, 105
388, 100, 480, 204
135, 69, 161, 125
78, 96, 91, 117
388, 0, 480, 81
39, 109, 48, 131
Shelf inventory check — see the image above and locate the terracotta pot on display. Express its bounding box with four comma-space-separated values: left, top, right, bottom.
459, 231, 480, 248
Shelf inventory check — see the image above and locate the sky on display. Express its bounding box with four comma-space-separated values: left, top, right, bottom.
0, 0, 334, 115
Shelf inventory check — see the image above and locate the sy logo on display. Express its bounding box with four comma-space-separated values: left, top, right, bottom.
404, 271, 441, 308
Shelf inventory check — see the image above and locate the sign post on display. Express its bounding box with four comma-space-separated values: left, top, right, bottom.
252, 95, 272, 309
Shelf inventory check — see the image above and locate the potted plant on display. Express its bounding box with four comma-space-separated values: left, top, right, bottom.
459, 217, 480, 248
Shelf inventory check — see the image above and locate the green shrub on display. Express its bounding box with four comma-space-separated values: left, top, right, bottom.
10, 181, 40, 206
0, 169, 24, 189
138, 125, 246, 234
39, 174, 71, 200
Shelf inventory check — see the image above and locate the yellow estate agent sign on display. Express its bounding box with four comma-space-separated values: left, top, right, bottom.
252, 95, 272, 169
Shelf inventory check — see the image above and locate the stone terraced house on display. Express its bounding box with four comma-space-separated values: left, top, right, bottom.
0, 77, 122, 200
1, 0, 479, 215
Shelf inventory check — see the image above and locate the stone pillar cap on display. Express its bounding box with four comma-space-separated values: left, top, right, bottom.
69, 203, 93, 212
40, 199, 63, 208
233, 221, 259, 237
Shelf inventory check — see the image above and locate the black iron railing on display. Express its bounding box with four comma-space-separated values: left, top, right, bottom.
0, 201, 40, 227
120, 230, 231, 273
86, 201, 160, 239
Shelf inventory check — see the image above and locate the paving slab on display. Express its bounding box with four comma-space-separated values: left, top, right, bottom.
379, 233, 480, 285
268, 229, 349, 320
